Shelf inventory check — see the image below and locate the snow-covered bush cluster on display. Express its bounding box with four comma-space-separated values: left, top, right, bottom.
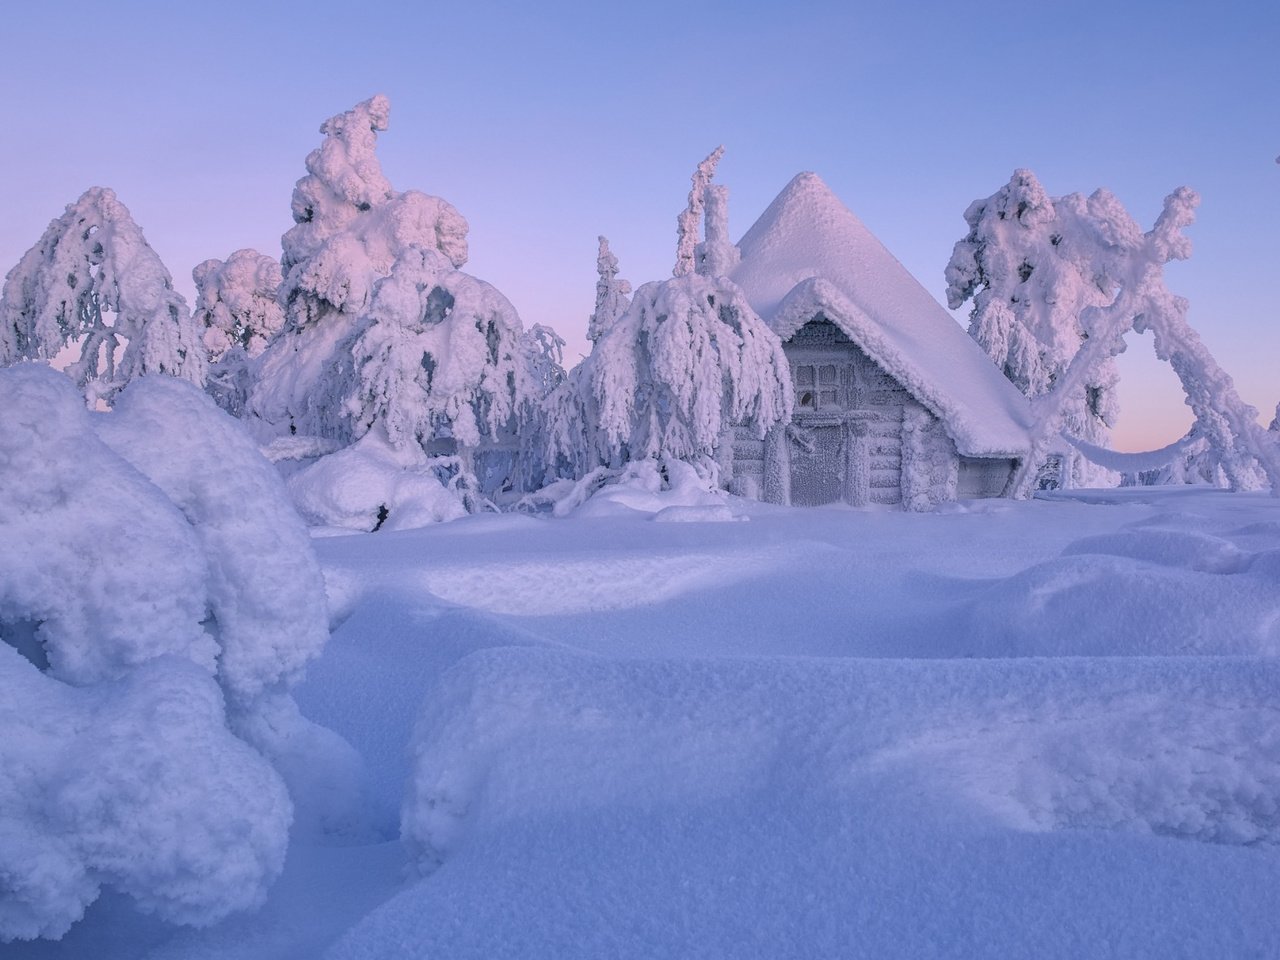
0, 364, 354, 943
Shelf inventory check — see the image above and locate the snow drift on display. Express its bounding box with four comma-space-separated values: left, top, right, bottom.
0, 365, 355, 943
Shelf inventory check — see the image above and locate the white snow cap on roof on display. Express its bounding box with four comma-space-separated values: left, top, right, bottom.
731, 172, 1035, 458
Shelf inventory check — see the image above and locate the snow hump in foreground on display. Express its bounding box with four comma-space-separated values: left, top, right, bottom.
731, 172, 1035, 458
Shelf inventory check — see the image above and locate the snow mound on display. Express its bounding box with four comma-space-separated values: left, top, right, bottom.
286, 429, 467, 533
0, 366, 357, 940
652, 504, 741, 523
97, 376, 331, 701
570, 459, 728, 519
0, 648, 290, 942
0, 365, 216, 684
402, 650, 1280, 870
873, 688, 1280, 844
959, 517, 1280, 657
1062, 527, 1249, 573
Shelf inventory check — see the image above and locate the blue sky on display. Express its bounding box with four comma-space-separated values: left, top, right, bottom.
2, 0, 1276, 449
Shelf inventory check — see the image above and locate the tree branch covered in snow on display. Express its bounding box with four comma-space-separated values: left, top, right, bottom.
0, 188, 206, 405
340, 247, 538, 454
194, 250, 285, 363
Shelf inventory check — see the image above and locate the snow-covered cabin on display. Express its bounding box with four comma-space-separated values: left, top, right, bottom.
725, 173, 1035, 509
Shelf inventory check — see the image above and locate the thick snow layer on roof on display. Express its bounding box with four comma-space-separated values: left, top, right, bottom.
731, 173, 1036, 458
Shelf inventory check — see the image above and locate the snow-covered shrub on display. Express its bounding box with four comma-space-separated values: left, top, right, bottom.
193, 249, 285, 416
0, 651, 290, 942
0, 188, 206, 406
286, 426, 467, 532
0, 364, 354, 941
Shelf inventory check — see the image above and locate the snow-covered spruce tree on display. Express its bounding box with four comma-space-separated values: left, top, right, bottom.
587, 235, 631, 345
252, 95, 551, 527
193, 249, 285, 415
539, 236, 633, 484
589, 150, 790, 482
248, 94, 469, 441
946, 170, 1120, 487
1005, 186, 1280, 497
0, 365, 361, 942
0, 187, 205, 405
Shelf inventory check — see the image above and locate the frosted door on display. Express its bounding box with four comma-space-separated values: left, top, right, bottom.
790, 425, 844, 506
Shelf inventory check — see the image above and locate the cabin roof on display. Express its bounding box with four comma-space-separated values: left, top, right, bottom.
730, 172, 1035, 458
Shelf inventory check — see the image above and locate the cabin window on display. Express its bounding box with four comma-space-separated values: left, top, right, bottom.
794, 364, 839, 410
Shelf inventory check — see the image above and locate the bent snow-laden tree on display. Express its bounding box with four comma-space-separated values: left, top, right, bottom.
580, 150, 791, 483
1004, 185, 1280, 497
0, 187, 205, 405
946, 170, 1121, 487
193, 249, 286, 415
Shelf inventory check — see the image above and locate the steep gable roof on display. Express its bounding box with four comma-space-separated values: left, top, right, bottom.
730, 172, 1034, 458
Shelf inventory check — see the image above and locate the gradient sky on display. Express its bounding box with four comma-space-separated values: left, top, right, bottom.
3, 0, 1276, 450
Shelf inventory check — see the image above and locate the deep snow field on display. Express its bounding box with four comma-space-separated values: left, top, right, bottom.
14, 486, 1280, 959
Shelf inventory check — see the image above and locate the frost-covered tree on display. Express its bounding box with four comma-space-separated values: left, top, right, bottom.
250, 96, 551, 524
193, 249, 285, 415
946, 170, 1122, 486
0, 365, 357, 942
1005, 186, 1280, 497
586, 153, 789, 480
587, 236, 631, 344
537, 153, 790, 499
194, 249, 285, 362
0, 187, 205, 405
340, 247, 538, 462
674, 146, 724, 277
539, 240, 632, 482
589, 274, 791, 476
250, 94, 470, 438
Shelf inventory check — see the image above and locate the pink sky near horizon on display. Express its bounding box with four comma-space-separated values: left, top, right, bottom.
2, 1, 1275, 452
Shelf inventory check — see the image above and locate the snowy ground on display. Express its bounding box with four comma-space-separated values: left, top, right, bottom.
14, 487, 1280, 959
